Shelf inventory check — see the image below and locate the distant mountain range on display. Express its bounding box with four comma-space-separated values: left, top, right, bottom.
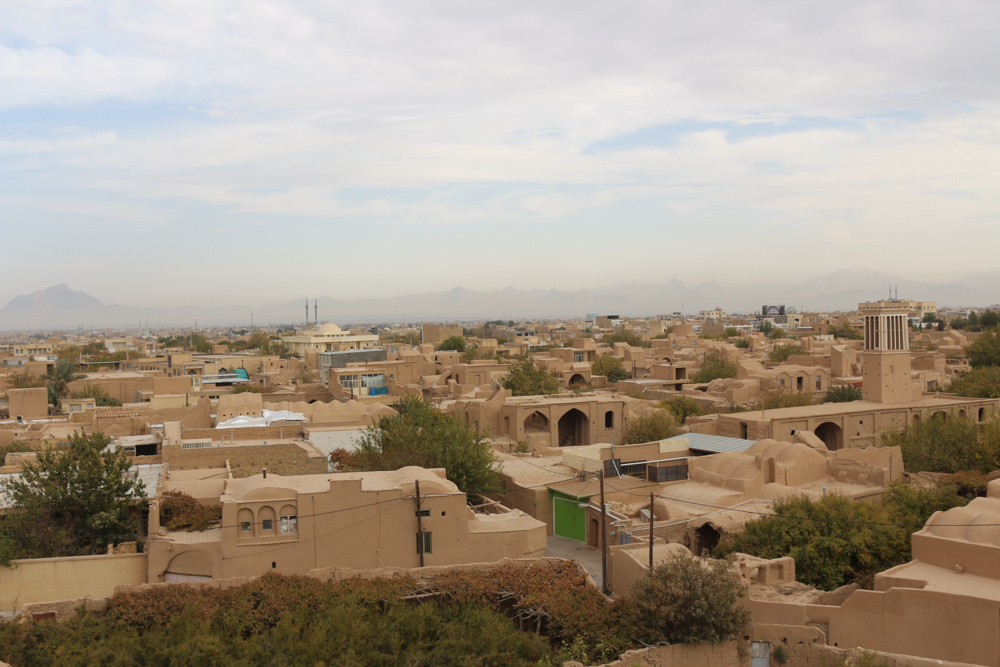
1, 270, 998, 331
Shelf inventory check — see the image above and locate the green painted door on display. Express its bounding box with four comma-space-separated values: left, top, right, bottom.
551, 490, 587, 542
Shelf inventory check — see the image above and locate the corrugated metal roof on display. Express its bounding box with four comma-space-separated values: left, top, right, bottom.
665, 433, 756, 454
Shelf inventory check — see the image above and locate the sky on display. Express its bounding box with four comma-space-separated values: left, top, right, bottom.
1, 0, 998, 308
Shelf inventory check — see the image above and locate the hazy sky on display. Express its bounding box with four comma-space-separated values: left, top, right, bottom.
2, 1, 998, 307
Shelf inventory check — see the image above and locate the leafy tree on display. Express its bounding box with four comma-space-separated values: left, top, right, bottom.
258, 339, 296, 359
949, 367, 1000, 398
602, 330, 650, 348
767, 343, 806, 363
189, 332, 212, 353
74, 383, 123, 407
881, 413, 1000, 474
592, 356, 628, 383
759, 321, 774, 337
0, 431, 146, 562
660, 395, 704, 424
724, 327, 739, 338
45, 358, 85, 404
691, 349, 738, 384
438, 335, 467, 352
981, 310, 1000, 328
716, 486, 967, 590
771, 327, 786, 340
734, 338, 750, 349
968, 311, 980, 327
351, 396, 501, 501
159, 490, 222, 531
827, 323, 862, 340
6, 371, 45, 390
824, 385, 863, 403
498, 356, 561, 396
628, 553, 750, 645
760, 387, 814, 409
922, 312, 938, 329
965, 328, 1000, 368
622, 411, 678, 444
950, 317, 968, 330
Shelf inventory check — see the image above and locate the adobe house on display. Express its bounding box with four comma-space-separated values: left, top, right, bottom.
146, 467, 546, 581
6, 388, 48, 422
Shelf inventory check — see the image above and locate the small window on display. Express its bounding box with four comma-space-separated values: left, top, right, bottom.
240, 521, 251, 532
417, 509, 430, 517
417, 531, 432, 554
262, 519, 273, 531
605, 411, 614, 429
280, 515, 297, 534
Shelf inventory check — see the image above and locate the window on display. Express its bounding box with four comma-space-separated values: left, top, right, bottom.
241, 522, 251, 532
262, 519, 273, 531
816, 376, 822, 390
280, 515, 297, 534
417, 509, 430, 517
605, 411, 614, 429
573, 352, 584, 363
417, 531, 432, 554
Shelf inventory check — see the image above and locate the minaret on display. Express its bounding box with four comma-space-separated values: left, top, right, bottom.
305, 299, 309, 325
314, 299, 318, 324
860, 300, 912, 404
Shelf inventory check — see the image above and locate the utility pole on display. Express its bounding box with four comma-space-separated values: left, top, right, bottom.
648, 491, 654, 570
599, 471, 608, 595
415, 479, 424, 567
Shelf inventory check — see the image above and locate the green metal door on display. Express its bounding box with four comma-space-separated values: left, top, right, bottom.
551, 490, 587, 542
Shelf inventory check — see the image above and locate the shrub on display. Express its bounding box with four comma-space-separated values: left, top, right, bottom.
824, 385, 863, 403
660, 395, 704, 424
880, 413, 1000, 474
691, 349, 738, 384
949, 367, 1000, 398
622, 411, 678, 444
498, 356, 561, 396
231, 385, 262, 393
592, 356, 628, 383
734, 338, 750, 349
761, 387, 814, 409
159, 490, 223, 531
965, 328, 1000, 368
628, 554, 750, 645
74, 383, 123, 407
767, 344, 806, 363
602, 330, 650, 348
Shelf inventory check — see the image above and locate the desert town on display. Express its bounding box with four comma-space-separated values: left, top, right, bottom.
2, 295, 1000, 665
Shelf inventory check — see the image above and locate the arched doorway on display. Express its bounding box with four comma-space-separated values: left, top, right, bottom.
558, 409, 589, 447
695, 523, 720, 556
815, 421, 843, 451
524, 411, 549, 435
569, 373, 586, 387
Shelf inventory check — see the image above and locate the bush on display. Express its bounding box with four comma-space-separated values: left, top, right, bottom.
691, 349, 738, 384
159, 490, 223, 531
74, 383, 123, 407
592, 356, 628, 383
734, 338, 750, 349
438, 335, 466, 352
761, 387, 814, 410
767, 344, 806, 363
628, 554, 750, 645
622, 411, 678, 444
602, 330, 650, 348
231, 385, 262, 393
660, 395, 704, 424
498, 356, 561, 396
824, 385, 863, 403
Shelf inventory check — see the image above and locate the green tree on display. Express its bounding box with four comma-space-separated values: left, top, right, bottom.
498, 356, 561, 396
981, 310, 1000, 328
881, 413, 1000, 474
438, 335, 467, 352
75, 383, 123, 407
691, 349, 738, 384
0, 431, 146, 562
602, 329, 650, 348
824, 385, 863, 403
717, 484, 968, 591
759, 321, 774, 337
724, 327, 738, 338
351, 396, 501, 501
922, 312, 938, 329
770, 327, 786, 339
949, 367, 1000, 398
44, 358, 85, 405
628, 553, 750, 645
189, 332, 212, 354
258, 339, 296, 359
965, 328, 1000, 368
592, 356, 628, 383
622, 411, 678, 444
950, 317, 968, 330
767, 343, 806, 363
827, 323, 862, 340
6, 370, 45, 390
659, 395, 704, 424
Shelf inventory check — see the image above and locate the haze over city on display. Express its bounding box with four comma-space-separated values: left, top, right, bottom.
2, 1, 999, 310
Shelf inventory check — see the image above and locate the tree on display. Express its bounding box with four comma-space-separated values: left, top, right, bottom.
949, 367, 1000, 398
981, 310, 1000, 328
0, 431, 146, 562
759, 321, 774, 337
827, 323, 862, 340
351, 396, 501, 501
724, 327, 739, 338
258, 339, 296, 359
628, 553, 750, 645
45, 358, 85, 404
767, 343, 806, 363
716, 485, 968, 590
880, 413, 1000, 475
6, 371, 45, 390
592, 356, 628, 383
602, 330, 649, 348
497, 356, 561, 396
75, 383, 123, 407
965, 328, 1000, 368
659, 395, 704, 424
438, 335, 466, 352
824, 385, 863, 403
770, 327, 786, 340
691, 349, 738, 384
622, 411, 678, 444
950, 317, 968, 330
922, 312, 938, 329
189, 332, 212, 353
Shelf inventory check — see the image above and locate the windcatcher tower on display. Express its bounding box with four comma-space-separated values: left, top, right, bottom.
860, 301, 912, 404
